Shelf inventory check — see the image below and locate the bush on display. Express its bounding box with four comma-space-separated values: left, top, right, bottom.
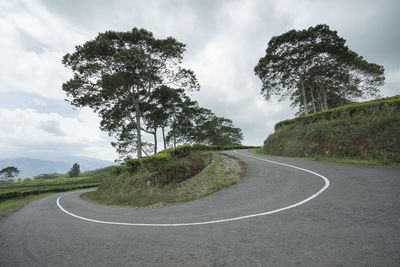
111, 166, 125, 175
275, 95, 400, 130
158, 147, 175, 155
140, 152, 171, 171
124, 159, 140, 172
173, 144, 192, 157
192, 143, 209, 150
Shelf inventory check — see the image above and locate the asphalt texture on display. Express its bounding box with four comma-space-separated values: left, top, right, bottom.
1, 150, 399, 266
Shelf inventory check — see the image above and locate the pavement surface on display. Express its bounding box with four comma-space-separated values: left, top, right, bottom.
1, 150, 399, 266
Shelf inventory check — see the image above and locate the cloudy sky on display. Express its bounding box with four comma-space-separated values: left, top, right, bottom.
0, 0, 399, 161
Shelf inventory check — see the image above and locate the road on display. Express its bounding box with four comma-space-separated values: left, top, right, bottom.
1, 150, 399, 266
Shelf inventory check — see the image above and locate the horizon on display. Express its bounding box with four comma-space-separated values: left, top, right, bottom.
1, 0, 399, 162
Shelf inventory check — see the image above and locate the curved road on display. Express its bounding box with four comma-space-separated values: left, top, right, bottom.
1, 150, 399, 266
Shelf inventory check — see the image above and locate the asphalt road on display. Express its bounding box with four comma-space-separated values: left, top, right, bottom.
1, 150, 399, 266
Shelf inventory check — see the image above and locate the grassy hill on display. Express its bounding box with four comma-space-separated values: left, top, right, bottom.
87, 144, 249, 207
262, 95, 400, 166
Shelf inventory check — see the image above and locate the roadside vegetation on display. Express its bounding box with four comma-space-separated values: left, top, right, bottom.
0, 145, 252, 219
260, 96, 400, 167
0, 167, 113, 220
0, 193, 54, 221
86, 144, 248, 207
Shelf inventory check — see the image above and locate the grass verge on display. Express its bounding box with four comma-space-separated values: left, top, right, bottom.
250, 147, 400, 168
86, 152, 246, 207
0, 193, 54, 221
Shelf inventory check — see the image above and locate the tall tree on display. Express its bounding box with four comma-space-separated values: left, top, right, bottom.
0, 166, 19, 180
68, 163, 80, 178
254, 24, 384, 114
141, 86, 186, 153
62, 28, 199, 159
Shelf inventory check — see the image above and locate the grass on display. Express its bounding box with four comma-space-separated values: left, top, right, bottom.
86, 152, 246, 207
262, 106, 400, 166
0, 166, 113, 220
0, 193, 54, 221
250, 147, 400, 168
0, 166, 113, 201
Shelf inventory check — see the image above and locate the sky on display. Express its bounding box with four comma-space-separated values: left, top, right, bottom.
0, 0, 399, 161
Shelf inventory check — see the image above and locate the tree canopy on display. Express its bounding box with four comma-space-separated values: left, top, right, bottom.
254, 24, 385, 114
62, 28, 199, 159
0, 166, 19, 180
68, 163, 80, 178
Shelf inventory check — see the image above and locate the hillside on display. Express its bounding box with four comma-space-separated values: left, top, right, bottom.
0, 157, 113, 178
262, 96, 400, 165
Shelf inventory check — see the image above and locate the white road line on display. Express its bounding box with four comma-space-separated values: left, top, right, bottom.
56, 151, 330, 227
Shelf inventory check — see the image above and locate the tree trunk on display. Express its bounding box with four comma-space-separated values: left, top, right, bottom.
133, 98, 142, 159
310, 84, 317, 113
301, 81, 309, 115
318, 85, 329, 110
173, 132, 176, 149
153, 127, 157, 154
162, 127, 166, 150
323, 90, 329, 110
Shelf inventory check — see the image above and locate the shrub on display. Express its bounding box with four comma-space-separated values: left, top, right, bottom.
111, 166, 125, 175
158, 147, 175, 155
192, 143, 209, 150
173, 144, 192, 157
124, 159, 140, 172
140, 152, 171, 171
275, 95, 400, 130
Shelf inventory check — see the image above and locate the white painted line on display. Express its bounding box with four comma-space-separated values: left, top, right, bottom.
56, 151, 330, 227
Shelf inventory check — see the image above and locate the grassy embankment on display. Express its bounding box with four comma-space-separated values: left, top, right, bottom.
259, 95, 400, 167
86, 144, 248, 207
0, 145, 251, 218
0, 167, 113, 220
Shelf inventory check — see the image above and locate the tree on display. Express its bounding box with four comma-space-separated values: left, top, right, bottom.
197, 116, 243, 146
68, 163, 80, 177
0, 166, 19, 180
62, 28, 199, 159
167, 104, 244, 147
254, 24, 385, 114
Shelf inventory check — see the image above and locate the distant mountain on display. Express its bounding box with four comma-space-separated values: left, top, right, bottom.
0, 157, 114, 178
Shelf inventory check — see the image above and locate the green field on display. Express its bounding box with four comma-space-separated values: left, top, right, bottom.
0, 166, 113, 201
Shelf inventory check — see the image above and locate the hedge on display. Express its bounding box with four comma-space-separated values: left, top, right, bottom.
117, 144, 257, 175
275, 95, 400, 130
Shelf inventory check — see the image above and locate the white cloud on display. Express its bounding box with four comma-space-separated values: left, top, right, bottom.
0, 0, 398, 160
0, 108, 118, 161
0, 0, 87, 99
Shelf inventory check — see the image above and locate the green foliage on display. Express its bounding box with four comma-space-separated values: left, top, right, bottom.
0, 167, 113, 201
111, 166, 125, 175
264, 96, 400, 164
116, 144, 256, 176
173, 144, 192, 157
159, 147, 175, 155
192, 143, 209, 150
33, 173, 63, 180
275, 95, 400, 130
254, 24, 385, 114
0, 166, 19, 180
62, 28, 199, 160
87, 151, 212, 205
68, 163, 80, 177
124, 159, 140, 173
86, 152, 246, 207
140, 152, 171, 171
